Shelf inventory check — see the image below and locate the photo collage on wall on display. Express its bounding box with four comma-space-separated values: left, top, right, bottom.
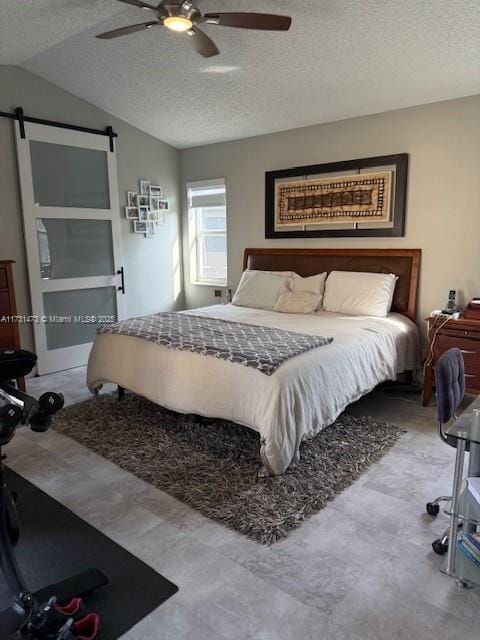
125, 179, 170, 238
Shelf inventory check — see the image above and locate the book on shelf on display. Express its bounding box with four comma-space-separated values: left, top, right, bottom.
458, 536, 480, 568
466, 532, 480, 554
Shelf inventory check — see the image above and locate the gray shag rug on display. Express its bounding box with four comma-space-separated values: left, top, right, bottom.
54, 394, 404, 544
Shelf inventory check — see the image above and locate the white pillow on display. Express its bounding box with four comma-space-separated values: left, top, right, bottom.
274, 290, 323, 314
290, 273, 327, 294
232, 270, 290, 310
288, 272, 327, 309
323, 271, 397, 317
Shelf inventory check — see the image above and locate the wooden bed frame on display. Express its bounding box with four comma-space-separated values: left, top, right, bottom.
244, 248, 421, 321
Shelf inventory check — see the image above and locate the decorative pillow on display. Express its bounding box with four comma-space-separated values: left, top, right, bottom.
323, 271, 397, 317
232, 270, 291, 310
274, 290, 323, 314
288, 272, 327, 309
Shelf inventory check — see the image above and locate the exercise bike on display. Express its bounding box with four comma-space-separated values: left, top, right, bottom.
0, 348, 107, 638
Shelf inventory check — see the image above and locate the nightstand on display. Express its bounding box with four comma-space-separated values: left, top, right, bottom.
423, 315, 480, 405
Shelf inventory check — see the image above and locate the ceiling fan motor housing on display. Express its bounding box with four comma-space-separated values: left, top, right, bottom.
163, 2, 201, 21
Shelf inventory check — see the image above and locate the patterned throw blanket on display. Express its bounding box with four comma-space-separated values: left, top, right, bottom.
98, 312, 333, 376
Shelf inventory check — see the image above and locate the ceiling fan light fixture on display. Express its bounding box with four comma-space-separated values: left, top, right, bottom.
164, 16, 194, 32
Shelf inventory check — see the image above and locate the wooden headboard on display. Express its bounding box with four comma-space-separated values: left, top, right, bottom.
243, 248, 421, 320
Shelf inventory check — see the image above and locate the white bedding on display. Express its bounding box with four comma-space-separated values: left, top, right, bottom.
87, 305, 419, 475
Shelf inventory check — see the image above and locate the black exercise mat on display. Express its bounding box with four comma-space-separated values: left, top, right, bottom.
0, 469, 178, 639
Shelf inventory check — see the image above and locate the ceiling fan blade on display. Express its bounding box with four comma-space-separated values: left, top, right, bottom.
187, 27, 219, 58
96, 21, 159, 39
116, 0, 158, 10
203, 12, 292, 31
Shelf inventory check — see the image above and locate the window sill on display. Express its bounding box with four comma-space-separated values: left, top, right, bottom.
190, 281, 228, 288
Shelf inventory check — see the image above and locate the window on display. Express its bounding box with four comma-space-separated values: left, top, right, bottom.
187, 179, 227, 286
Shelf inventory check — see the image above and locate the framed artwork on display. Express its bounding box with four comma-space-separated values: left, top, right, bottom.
137, 195, 150, 207
137, 205, 149, 221
265, 154, 408, 238
145, 222, 155, 238
150, 195, 160, 211
134, 220, 147, 234
149, 185, 163, 197
139, 180, 151, 196
125, 206, 138, 219
127, 180, 168, 237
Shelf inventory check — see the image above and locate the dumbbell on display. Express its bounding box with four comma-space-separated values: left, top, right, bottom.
0, 404, 23, 446
29, 392, 64, 433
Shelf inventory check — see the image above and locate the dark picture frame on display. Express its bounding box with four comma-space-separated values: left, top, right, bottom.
265, 153, 408, 238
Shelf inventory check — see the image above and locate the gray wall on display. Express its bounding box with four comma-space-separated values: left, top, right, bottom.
0, 65, 183, 351
180, 95, 480, 327
3, 63, 479, 354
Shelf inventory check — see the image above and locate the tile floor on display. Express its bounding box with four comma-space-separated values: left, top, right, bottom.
4, 368, 479, 639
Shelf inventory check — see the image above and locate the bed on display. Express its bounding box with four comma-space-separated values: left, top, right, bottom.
87, 248, 421, 475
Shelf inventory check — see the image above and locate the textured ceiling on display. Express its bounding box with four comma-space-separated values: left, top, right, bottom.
1, 0, 479, 148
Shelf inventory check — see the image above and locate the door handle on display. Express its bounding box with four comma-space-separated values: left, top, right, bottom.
117, 267, 125, 294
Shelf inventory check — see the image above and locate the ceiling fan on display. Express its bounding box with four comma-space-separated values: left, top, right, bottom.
96, 0, 292, 58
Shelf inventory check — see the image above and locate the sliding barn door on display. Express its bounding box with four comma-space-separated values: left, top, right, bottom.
15, 122, 125, 374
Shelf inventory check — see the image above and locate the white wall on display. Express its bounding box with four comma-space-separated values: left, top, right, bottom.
0, 65, 183, 352
180, 95, 480, 330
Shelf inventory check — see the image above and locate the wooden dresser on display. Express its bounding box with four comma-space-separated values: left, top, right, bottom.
0, 260, 25, 391
423, 315, 480, 405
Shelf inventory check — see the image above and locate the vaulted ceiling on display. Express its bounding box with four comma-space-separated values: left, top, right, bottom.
1, 0, 479, 148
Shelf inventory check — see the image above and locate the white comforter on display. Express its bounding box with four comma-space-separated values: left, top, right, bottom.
87, 305, 419, 475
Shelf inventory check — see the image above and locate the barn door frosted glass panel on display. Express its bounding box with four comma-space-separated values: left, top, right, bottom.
43, 287, 117, 350
36, 219, 115, 280
30, 141, 110, 209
